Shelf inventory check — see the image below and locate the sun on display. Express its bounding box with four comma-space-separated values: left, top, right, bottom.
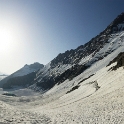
0, 26, 15, 53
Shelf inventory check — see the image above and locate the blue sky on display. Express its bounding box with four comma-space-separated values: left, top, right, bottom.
0, 0, 124, 74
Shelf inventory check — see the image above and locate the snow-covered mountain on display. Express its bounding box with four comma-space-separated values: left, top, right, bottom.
0, 62, 44, 89
28, 13, 124, 91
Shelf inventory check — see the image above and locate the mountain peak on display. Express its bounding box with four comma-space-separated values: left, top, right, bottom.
24, 62, 44, 69
0, 62, 44, 88
108, 12, 124, 33
112, 12, 124, 24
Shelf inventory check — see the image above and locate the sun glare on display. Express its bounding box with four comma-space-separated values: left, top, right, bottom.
0, 25, 16, 53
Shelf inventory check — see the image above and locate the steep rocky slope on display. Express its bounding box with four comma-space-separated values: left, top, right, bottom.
29, 12, 124, 91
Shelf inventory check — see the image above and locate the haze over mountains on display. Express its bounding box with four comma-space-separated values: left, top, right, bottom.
0, 62, 44, 89
0, 72, 8, 81
0, 13, 124, 123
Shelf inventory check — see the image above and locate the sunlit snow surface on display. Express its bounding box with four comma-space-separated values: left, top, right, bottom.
0, 32, 124, 123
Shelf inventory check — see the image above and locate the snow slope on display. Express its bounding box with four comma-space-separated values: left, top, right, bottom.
33, 63, 124, 124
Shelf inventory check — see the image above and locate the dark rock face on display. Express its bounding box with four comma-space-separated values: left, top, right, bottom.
111, 13, 124, 33
36, 77, 55, 90
2, 72, 36, 89
66, 85, 80, 94
30, 64, 89, 91
78, 74, 94, 84
107, 52, 124, 70
2, 93, 16, 97
56, 64, 89, 83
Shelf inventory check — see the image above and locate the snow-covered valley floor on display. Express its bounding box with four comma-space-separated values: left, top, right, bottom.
1, 63, 124, 124
1, 88, 124, 124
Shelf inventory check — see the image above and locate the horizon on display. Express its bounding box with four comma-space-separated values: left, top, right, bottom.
0, 0, 124, 74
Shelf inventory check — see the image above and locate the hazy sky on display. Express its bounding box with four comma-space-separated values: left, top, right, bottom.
0, 0, 124, 74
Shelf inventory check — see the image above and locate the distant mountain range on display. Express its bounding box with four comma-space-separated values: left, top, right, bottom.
0, 62, 44, 89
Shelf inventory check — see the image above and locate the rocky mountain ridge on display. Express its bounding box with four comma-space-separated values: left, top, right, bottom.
28, 13, 124, 91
